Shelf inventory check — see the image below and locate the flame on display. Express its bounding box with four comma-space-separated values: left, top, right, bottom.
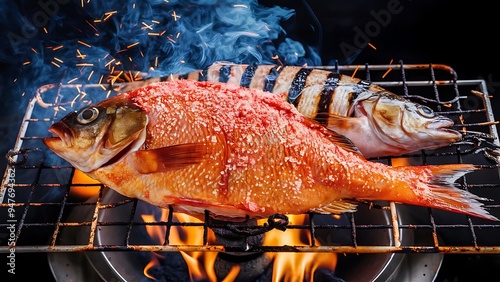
141, 210, 219, 281
261, 215, 337, 281
69, 169, 100, 199
142, 212, 337, 281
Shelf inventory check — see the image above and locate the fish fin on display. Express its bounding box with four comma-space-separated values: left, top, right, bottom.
131, 143, 208, 174
310, 199, 358, 214
397, 164, 499, 221
313, 113, 364, 156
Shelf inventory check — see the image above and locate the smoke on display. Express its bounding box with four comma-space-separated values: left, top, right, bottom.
1, 0, 321, 96
0, 0, 322, 176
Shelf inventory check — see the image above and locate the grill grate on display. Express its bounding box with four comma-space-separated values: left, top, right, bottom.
1, 62, 500, 254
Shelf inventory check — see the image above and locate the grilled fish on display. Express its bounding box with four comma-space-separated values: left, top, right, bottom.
43, 80, 497, 221
117, 62, 462, 158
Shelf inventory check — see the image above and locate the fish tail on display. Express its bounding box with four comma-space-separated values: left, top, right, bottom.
396, 164, 498, 221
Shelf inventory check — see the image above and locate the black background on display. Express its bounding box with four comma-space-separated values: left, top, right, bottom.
1, 0, 500, 281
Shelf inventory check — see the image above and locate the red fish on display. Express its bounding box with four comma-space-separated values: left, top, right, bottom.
43, 80, 497, 221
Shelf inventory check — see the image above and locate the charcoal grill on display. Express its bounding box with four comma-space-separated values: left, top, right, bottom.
1, 63, 500, 281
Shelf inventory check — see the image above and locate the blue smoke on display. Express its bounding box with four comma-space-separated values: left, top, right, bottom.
1, 0, 322, 98
0, 0, 322, 174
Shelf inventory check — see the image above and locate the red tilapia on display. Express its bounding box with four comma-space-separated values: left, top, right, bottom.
43, 80, 497, 221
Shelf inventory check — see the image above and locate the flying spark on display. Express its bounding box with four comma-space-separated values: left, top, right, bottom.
78, 40, 92, 48
171, 11, 181, 21
127, 42, 140, 48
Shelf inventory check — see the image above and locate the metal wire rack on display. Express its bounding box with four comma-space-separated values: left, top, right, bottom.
1, 63, 500, 254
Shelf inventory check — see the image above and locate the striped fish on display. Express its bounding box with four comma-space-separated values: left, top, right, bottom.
117, 62, 462, 158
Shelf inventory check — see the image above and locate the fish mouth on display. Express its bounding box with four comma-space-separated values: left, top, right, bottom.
427, 117, 462, 141
44, 122, 74, 148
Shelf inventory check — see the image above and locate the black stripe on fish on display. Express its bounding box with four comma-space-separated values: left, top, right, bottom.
178, 73, 189, 80
263, 66, 281, 92
219, 65, 231, 83
240, 64, 257, 88
348, 79, 372, 102
199, 69, 208, 81
289, 68, 312, 105
317, 72, 341, 116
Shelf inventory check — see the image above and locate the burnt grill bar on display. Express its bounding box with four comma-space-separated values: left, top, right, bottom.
1, 63, 500, 255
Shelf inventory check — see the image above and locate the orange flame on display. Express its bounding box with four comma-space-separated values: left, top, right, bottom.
141, 212, 337, 281
261, 215, 337, 281
70, 169, 100, 199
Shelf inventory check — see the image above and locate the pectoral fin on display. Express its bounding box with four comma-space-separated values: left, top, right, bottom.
314, 113, 365, 157
131, 143, 208, 174
310, 200, 358, 214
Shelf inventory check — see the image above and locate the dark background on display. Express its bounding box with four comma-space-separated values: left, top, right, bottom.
1, 0, 500, 281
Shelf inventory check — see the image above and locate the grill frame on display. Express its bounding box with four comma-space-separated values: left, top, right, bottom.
1, 62, 500, 254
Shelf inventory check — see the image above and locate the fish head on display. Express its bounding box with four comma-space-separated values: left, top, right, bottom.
43, 96, 148, 172
353, 90, 462, 153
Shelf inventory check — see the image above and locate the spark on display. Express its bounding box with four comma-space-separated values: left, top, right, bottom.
171, 11, 181, 21
176, 32, 180, 38
351, 65, 360, 78
148, 32, 161, 36
133, 3, 136, 8
76, 63, 94, 67
167, 37, 176, 43
142, 22, 153, 30
152, 20, 160, 24
76, 49, 87, 59
86, 20, 98, 32
78, 40, 92, 48
233, 4, 248, 8
51, 61, 61, 68
70, 94, 80, 108
127, 42, 139, 48
155, 56, 158, 68
100, 84, 107, 91
111, 71, 123, 84
43, 27, 48, 33
13, 78, 17, 83
53, 57, 63, 63
381, 59, 394, 79
58, 106, 67, 112
160, 30, 166, 36
128, 57, 133, 61
67, 77, 78, 84
104, 11, 117, 21
105, 58, 116, 67
53, 45, 63, 51
98, 75, 104, 84
368, 43, 377, 50
88, 70, 94, 80
31, 48, 37, 53
23, 61, 30, 65
106, 90, 112, 98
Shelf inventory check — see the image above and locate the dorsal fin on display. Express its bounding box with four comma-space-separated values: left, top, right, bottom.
131, 143, 208, 174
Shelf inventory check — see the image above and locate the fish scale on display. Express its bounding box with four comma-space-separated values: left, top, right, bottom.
43, 80, 497, 221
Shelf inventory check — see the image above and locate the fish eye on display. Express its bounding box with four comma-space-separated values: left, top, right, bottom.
417, 105, 435, 118
76, 107, 100, 124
